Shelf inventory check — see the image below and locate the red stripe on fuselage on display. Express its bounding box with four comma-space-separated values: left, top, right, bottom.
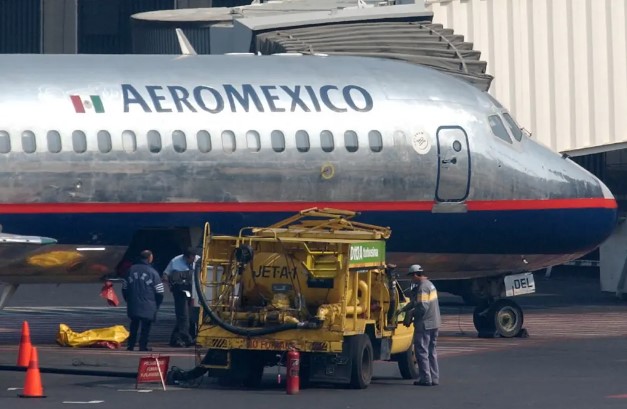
0, 198, 615, 214
466, 198, 617, 210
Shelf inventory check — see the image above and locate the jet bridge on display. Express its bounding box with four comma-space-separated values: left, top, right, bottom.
131, 0, 493, 91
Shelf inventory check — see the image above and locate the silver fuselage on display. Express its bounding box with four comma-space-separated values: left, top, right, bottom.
0, 54, 617, 283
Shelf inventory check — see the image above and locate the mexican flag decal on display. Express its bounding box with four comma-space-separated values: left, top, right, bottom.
70, 95, 105, 113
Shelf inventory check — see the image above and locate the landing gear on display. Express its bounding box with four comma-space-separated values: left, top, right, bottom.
473, 298, 524, 338
463, 274, 531, 338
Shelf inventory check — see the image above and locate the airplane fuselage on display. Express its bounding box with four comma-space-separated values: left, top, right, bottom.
0, 54, 617, 283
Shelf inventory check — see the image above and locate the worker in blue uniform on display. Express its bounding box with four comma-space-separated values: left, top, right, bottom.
122, 250, 164, 351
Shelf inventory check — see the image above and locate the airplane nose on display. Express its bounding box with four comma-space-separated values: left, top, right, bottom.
580, 176, 618, 250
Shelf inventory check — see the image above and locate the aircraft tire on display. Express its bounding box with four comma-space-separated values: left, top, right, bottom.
397, 345, 419, 379
490, 299, 524, 338
348, 335, 373, 389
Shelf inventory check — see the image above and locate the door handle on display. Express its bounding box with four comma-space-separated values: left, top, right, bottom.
442, 157, 457, 164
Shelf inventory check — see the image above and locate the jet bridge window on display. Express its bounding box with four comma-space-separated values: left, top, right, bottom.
320, 130, 334, 152
147, 130, 162, 153
271, 130, 285, 152
502, 113, 523, 142
47, 131, 62, 153
72, 131, 87, 153
344, 130, 358, 153
0, 131, 10, 153
246, 130, 260, 152
97, 131, 112, 153
368, 130, 383, 152
22, 131, 36, 153
196, 130, 211, 153
172, 130, 186, 153
488, 115, 512, 144
295, 130, 310, 152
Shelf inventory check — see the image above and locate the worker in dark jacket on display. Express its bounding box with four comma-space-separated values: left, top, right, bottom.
122, 250, 164, 351
399, 264, 441, 386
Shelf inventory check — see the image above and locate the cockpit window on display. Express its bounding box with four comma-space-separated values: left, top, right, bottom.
488, 115, 512, 144
502, 113, 523, 142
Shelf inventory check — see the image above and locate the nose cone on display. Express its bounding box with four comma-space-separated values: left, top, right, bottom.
594, 178, 618, 242
566, 167, 618, 252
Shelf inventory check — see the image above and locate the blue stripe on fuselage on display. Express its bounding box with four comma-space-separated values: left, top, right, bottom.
0, 207, 615, 255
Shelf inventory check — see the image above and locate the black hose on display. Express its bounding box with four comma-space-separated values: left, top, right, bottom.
194, 256, 319, 337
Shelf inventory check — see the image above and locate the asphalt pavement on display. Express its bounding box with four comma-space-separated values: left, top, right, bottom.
0, 267, 626, 409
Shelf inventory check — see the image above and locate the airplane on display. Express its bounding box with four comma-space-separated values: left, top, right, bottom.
0, 40, 617, 337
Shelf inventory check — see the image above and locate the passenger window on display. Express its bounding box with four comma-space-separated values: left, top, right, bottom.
271, 130, 285, 153
97, 130, 112, 153
320, 130, 334, 153
0, 131, 10, 153
368, 130, 383, 152
344, 130, 358, 153
122, 130, 137, 153
22, 131, 36, 153
147, 130, 161, 153
47, 130, 62, 153
222, 130, 236, 153
295, 130, 310, 153
197, 130, 211, 153
172, 130, 186, 153
488, 115, 512, 144
246, 130, 260, 152
72, 131, 87, 153
502, 113, 523, 142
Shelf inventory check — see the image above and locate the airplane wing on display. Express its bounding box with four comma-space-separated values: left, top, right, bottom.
0, 232, 56, 244
0, 234, 127, 309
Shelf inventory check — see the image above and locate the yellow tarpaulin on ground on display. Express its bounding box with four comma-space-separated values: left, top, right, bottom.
56, 324, 129, 348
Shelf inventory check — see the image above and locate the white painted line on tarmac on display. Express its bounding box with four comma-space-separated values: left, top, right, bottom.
117, 389, 153, 392
62, 401, 104, 404
7, 387, 23, 391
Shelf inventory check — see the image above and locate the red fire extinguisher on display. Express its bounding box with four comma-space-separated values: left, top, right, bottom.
286, 347, 300, 395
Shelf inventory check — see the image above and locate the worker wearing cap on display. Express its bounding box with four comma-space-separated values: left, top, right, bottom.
163, 248, 200, 347
400, 264, 441, 386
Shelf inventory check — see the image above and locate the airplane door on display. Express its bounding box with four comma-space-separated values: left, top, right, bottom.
435, 126, 470, 202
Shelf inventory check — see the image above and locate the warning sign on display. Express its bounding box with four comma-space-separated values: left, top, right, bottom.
136, 355, 170, 390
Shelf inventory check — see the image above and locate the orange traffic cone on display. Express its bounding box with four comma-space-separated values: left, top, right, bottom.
17, 321, 32, 367
19, 346, 46, 398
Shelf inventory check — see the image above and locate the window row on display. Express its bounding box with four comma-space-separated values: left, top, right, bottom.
0, 129, 384, 154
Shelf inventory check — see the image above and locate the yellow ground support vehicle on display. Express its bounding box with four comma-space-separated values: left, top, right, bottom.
191, 208, 417, 389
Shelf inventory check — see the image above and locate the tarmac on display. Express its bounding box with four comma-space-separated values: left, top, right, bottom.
0, 267, 626, 409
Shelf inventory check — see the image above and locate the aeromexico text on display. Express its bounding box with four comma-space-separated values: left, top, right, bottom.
122, 84, 373, 113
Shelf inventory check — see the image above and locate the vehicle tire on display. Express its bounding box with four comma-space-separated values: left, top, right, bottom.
472, 302, 494, 333
490, 299, 523, 338
348, 335, 373, 389
397, 344, 419, 379
242, 362, 264, 388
